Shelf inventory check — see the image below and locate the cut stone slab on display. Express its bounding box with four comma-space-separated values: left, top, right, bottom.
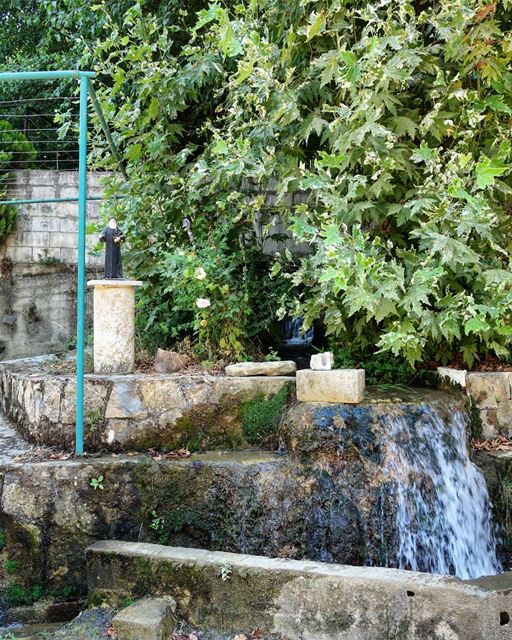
438, 367, 467, 388
154, 349, 191, 374
113, 597, 176, 640
296, 368, 365, 403
310, 352, 334, 371
88, 541, 512, 640
225, 361, 296, 377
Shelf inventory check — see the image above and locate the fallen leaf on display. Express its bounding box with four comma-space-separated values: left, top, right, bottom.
252, 631, 265, 639
234, 635, 247, 640
50, 451, 72, 460
148, 447, 191, 460
473, 436, 512, 452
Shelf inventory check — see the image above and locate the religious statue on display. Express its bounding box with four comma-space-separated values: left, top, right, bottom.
100, 217, 124, 279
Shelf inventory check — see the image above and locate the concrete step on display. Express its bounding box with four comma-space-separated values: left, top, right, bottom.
86, 540, 512, 640
112, 597, 176, 640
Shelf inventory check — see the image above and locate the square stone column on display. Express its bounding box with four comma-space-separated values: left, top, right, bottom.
87, 280, 143, 374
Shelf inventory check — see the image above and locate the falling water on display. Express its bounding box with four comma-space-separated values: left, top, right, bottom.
383, 404, 501, 580
282, 317, 314, 347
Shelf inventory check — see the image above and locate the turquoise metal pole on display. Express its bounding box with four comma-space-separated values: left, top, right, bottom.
0, 197, 104, 206
75, 74, 89, 456
0, 71, 95, 81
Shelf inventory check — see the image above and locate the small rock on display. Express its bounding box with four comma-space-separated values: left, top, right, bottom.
310, 352, 334, 371
154, 349, 191, 374
225, 361, 297, 377
113, 597, 176, 640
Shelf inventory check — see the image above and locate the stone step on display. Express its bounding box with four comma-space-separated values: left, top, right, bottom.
86, 540, 512, 640
112, 597, 176, 640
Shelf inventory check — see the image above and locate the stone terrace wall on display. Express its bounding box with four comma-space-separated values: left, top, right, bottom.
0, 356, 294, 452
438, 368, 512, 438
0, 170, 104, 359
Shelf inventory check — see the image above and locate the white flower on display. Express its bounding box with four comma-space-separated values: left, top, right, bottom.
194, 267, 207, 280
196, 298, 211, 309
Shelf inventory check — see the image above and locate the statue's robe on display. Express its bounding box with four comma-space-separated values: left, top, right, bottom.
99, 226, 124, 279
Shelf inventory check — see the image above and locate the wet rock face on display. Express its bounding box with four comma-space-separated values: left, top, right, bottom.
0, 449, 394, 613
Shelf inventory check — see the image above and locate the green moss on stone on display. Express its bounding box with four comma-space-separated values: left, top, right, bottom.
241, 385, 290, 445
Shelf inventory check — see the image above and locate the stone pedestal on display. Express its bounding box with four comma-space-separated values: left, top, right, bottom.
87, 280, 143, 374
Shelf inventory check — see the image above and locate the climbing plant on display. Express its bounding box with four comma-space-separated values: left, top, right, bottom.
85, 0, 512, 365
0, 120, 36, 244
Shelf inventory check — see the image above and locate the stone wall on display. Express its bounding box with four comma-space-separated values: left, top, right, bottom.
0, 356, 294, 451
438, 368, 512, 438
0, 170, 104, 360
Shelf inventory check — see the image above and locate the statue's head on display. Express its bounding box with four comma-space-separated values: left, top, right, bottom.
108, 217, 117, 229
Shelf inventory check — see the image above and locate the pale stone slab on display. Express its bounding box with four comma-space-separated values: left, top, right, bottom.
88, 280, 143, 375
113, 597, 176, 640
225, 361, 296, 377
296, 369, 365, 403
438, 367, 467, 388
310, 352, 334, 371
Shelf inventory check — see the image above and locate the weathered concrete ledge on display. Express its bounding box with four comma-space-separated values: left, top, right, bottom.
0, 356, 294, 451
438, 367, 512, 438
87, 541, 512, 640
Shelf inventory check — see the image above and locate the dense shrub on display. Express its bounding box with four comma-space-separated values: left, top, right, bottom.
0, 121, 36, 244
83, 0, 512, 365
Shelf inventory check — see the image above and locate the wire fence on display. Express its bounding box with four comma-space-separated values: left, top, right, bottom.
0, 93, 82, 173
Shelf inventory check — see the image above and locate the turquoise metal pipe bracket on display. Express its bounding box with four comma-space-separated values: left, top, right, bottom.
0, 69, 95, 456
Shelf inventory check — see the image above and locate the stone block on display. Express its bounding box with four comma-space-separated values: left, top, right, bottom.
438, 367, 467, 388
480, 409, 499, 440
21, 231, 51, 248
7, 246, 33, 262
41, 378, 62, 423
154, 349, 191, 374
33, 247, 61, 263
296, 369, 365, 403
60, 248, 77, 264
31, 216, 60, 232
139, 379, 186, 412
496, 401, 512, 436
106, 382, 147, 419
310, 352, 334, 371
113, 597, 176, 640
467, 373, 511, 408
225, 361, 296, 377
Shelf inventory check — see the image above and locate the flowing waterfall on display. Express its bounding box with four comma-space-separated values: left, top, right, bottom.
283, 317, 314, 346
383, 404, 501, 580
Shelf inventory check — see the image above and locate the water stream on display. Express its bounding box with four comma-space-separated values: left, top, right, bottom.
383, 404, 500, 580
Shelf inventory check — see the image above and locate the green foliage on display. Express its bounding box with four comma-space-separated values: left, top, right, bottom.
89, 475, 105, 491
6, 583, 44, 606
331, 345, 436, 387
0, 120, 36, 245
0, 529, 6, 551
86, 408, 103, 432
4, 558, 18, 575
85, 0, 512, 366
242, 385, 289, 444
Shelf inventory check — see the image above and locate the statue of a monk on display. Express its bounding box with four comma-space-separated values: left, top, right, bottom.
100, 217, 124, 279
